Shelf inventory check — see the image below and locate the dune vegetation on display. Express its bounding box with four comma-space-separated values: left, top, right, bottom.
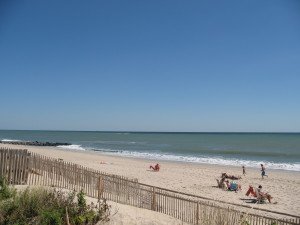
0, 177, 110, 225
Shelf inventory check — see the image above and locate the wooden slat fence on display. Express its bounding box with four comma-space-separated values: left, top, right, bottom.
1, 148, 299, 225
0, 148, 29, 185
27, 152, 137, 197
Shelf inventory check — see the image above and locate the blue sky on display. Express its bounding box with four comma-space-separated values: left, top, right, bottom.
0, 0, 299, 132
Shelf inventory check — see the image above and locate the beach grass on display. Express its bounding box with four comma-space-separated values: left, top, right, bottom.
0, 178, 110, 225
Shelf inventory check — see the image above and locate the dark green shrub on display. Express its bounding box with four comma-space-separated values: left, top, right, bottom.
77, 189, 86, 212
0, 177, 16, 200
41, 210, 63, 225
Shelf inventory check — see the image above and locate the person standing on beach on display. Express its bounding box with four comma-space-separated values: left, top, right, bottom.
260, 164, 268, 179
242, 166, 246, 175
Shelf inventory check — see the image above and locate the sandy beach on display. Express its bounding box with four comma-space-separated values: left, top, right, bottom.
1, 143, 300, 218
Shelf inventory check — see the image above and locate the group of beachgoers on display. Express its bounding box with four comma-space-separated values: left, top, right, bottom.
216, 172, 242, 192
148, 162, 272, 204
216, 164, 273, 204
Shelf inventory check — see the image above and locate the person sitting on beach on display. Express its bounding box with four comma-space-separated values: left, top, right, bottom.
150, 163, 160, 171
256, 185, 272, 203
216, 176, 226, 189
225, 180, 241, 192
245, 185, 272, 203
221, 173, 241, 180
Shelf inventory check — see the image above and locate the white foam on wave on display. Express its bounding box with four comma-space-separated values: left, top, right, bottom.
93, 140, 139, 145
101, 150, 300, 172
57, 145, 86, 151
1, 139, 21, 142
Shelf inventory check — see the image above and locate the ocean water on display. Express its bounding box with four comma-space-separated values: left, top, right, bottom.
1, 130, 300, 171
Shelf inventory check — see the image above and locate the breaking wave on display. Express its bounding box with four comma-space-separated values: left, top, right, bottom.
93, 149, 300, 172
56, 144, 86, 151
1, 139, 21, 142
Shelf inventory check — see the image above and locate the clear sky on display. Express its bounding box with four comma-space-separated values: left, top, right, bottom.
0, 0, 299, 132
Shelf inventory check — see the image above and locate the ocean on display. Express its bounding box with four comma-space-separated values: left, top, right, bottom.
0, 130, 299, 171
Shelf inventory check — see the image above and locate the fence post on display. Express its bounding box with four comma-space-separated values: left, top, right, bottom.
151, 187, 156, 211
98, 176, 103, 202
196, 201, 199, 225
25, 151, 30, 184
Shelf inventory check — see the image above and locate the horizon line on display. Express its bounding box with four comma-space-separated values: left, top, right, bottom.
0, 129, 299, 134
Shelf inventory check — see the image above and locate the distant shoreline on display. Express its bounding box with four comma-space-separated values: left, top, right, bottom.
0, 140, 71, 146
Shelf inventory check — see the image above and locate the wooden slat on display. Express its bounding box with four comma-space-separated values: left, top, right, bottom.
15, 151, 20, 184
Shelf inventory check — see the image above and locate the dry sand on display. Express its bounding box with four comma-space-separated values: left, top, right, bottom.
102, 200, 188, 225
1, 143, 300, 219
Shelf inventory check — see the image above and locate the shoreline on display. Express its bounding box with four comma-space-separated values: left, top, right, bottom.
92, 150, 300, 174
54, 145, 300, 173
30, 145, 300, 173
2, 142, 300, 175
1, 143, 300, 216
1, 131, 300, 173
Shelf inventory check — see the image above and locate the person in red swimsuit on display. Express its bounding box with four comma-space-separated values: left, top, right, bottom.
150, 163, 160, 171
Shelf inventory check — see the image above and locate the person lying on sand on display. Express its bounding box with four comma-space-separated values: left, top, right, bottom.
150, 163, 160, 171
221, 173, 242, 180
